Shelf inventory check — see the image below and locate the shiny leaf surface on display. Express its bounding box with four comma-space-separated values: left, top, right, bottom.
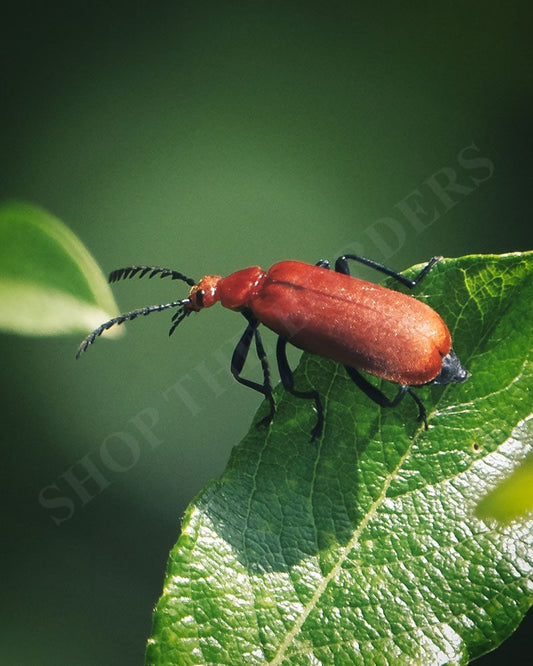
147, 252, 533, 665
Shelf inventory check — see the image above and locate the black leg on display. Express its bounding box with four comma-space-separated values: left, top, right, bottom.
344, 366, 428, 429
405, 388, 428, 429
334, 253, 441, 289
276, 337, 324, 441
230, 311, 275, 428
315, 259, 330, 269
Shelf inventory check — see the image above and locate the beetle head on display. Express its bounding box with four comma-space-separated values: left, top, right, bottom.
187, 275, 222, 311
428, 348, 470, 386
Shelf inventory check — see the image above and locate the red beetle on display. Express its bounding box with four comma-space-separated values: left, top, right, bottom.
77, 254, 469, 439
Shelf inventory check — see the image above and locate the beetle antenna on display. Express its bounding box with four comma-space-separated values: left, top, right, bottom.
109, 265, 197, 286
169, 308, 191, 336
76, 298, 191, 358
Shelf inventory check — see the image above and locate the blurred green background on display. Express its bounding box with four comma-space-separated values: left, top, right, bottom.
1, 2, 531, 664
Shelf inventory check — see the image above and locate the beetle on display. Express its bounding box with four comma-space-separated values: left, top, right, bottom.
77, 254, 469, 439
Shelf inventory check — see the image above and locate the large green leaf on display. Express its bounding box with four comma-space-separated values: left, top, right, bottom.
146, 252, 533, 665
0, 201, 120, 336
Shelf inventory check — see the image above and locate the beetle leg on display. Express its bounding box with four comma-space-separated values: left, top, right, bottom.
405, 388, 428, 429
276, 337, 324, 441
231, 311, 276, 428
344, 366, 428, 429
315, 259, 330, 269
334, 254, 441, 289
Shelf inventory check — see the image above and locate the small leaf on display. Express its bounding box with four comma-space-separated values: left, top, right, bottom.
146, 252, 533, 665
476, 444, 533, 523
0, 201, 120, 336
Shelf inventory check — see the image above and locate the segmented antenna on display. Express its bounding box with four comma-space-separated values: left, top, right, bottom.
169, 308, 190, 336
76, 298, 191, 358
109, 265, 197, 286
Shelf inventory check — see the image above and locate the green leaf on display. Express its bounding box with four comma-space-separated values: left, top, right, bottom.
476, 451, 533, 523
0, 201, 120, 336
146, 252, 533, 665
